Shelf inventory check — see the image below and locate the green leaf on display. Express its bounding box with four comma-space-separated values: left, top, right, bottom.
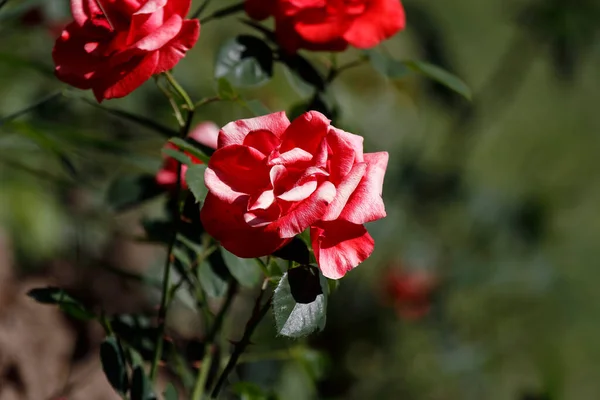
273, 266, 328, 338
243, 99, 272, 116
169, 137, 212, 163
215, 35, 274, 87
221, 248, 263, 288
233, 382, 269, 400
364, 50, 409, 79
100, 336, 130, 395
278, 52, 325, 91
131, 366, 157, 400
404, 60, 472, 100
163, 383, 179, 400
186, 164, 208, 203
106, 174, 164, 212
199, 251, 232, 298
27, 287, 96, 321
216, 77, 238, 101
161, 147, 193, 166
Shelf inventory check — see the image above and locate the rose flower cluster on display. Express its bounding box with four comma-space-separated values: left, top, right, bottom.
51, 0, 406, 279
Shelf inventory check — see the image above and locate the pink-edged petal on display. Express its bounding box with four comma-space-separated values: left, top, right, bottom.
326, 127, 358, 185
340, 152, 388, 224
155, 19, 200, 72
278, 178, 317, 202
134, 0, 168, 15
269, 181, 336, 238
343, 0, 405, 48
93, 51, 159, 101
248, 189, 276, 211
189, 121, 219, 149
218, 112, 290, 148
329, 127, 364, 162
279, 111, 330, 155
243, 129, 280, 156
204, 145, 270, 203
311, 220, 374, 279
268, 147, 313, 166
131, 14, 182, 52
244, 201, 281, 227
321, 162, 366, 221
165, 0, 193, 18
292, 7, 351, 44
201, 193, 289, 258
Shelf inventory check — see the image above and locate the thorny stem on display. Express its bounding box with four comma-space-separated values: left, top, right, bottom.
211, 282, 273, 398
149, 75, 196, 382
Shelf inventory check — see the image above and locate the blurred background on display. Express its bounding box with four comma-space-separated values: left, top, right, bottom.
1, 0, 599, 399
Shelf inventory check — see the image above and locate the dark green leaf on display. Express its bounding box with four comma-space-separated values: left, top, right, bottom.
404, 60, 472, 100
162, 147, 193, 166
200, 251, 233, 298
221, 248, 262, 288
168, 137, 211, 164
0, 92, 61, 126
215, 35, 274, 87
131, 366, 157, 400
364, 50, 409, 79
186, 164, 208, 203
273, 266, 328, 338
278, 53, 325, 91
106, 174, 164, 212
100, 336, 130, 395
216, 77, 238, 101
163, 383, 179, 400
272, 238, 309, 265
142, 218, 173, 244
27, 287, 96, 321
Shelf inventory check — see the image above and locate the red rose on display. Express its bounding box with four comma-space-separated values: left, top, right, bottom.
156, 122, 219, 190
245, 0, 405, 53
200, 111, 388, 279
53, 0, 200, 102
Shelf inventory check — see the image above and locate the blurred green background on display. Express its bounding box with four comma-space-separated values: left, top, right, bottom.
1, 0, 599, 399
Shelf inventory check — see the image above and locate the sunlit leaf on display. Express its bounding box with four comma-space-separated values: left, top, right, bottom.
221, 248, 263, 288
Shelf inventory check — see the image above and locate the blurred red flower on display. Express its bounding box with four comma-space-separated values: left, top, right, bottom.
384, 269, 437, 320
245, 0, 406, 53
200, 110, 388, 279
52, 0, 200, 102
156, 122, 219, 191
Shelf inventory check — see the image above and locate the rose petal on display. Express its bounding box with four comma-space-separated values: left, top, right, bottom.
277, 178, 318, 202
343, 0, 406, 48
311, 220, 374, 279
279, 111, 330, 155
131, 14, 182, 52
321, 162, 366, 221
326, 127, 358, 185
204, 144, 270, 203
155, 19, 200, 72
201, 192, 289, 258
243, 129, 280, 156
270, 181, 336, 238
189, 121, 220, 150
219, 112, 290, 148
340, 152, 388, 224
94, 51, 159, 101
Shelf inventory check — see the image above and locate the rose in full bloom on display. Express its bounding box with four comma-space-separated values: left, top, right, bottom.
53, 0, 200, 102
245, 0, 405, 53
200, 111, 388, 279
156, 122, 219, 191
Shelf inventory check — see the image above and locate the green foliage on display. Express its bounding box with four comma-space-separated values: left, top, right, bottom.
27, 287, 96, 321
100, 336, 130, 395
221, 248, 263, 288
106, 174, 164, 212
273, 266, 328, 338
186, 164, 208, 203
215, 35, 274, 87
131, 366, 157, 400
